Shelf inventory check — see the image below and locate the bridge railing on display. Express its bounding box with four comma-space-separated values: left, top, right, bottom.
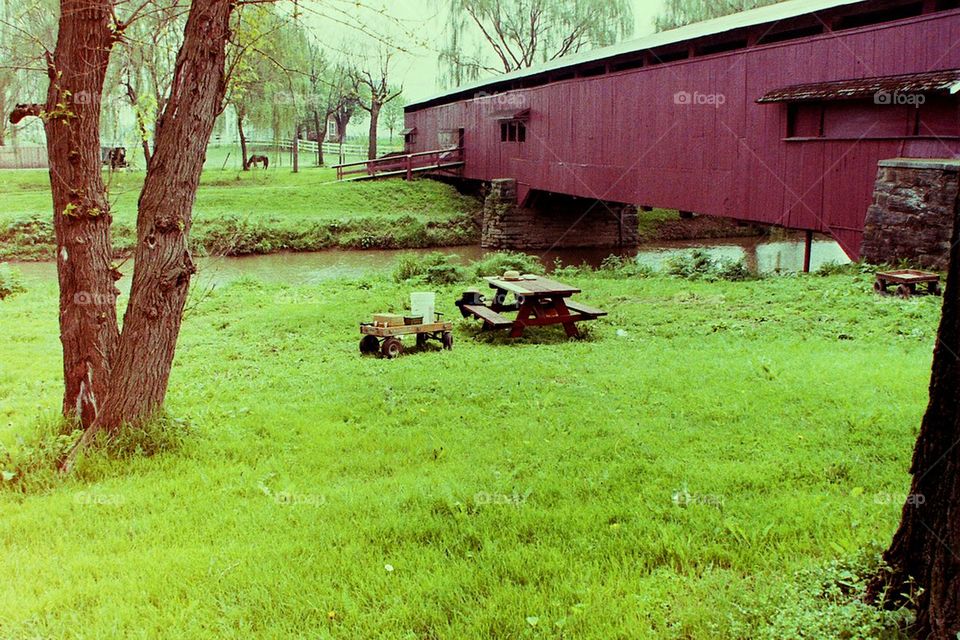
333, 147, 464, 181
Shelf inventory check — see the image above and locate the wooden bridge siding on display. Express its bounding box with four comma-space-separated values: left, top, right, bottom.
405, 10, 960, 257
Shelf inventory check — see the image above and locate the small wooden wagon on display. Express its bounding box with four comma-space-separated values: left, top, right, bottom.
874, 269, 942, 299
359, 319, 453, 358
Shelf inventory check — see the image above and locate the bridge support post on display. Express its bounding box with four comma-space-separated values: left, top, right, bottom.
481, 179, 639, 250
862, 158, 960, 270
803, 230, 813, 273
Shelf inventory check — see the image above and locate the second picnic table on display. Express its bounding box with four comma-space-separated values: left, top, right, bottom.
459, 275, 607, 338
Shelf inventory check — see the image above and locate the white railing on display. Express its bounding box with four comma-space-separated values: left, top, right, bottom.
242, 138, 403, 161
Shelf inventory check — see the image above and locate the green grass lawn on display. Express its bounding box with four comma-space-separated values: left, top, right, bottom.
0, 263, 939, 638
0, 167, 481, 259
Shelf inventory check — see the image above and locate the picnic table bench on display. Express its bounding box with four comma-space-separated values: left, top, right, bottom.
459, 275, 607, 338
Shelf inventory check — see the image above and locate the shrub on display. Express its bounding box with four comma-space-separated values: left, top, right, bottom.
815, 260, 878, 277
753, 547, 913, 639
597, 254, 655, 279
393, 252, 467, 285
0, 417, 80, 492
715, 257, 753, 282
666, 250, 757, 281
471, 251, 542, 278
0, 263, 25, 299
0, 216, 54, 247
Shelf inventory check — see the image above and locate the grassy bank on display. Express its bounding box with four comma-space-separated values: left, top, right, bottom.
0, 260, 940, 638
0, 168, 481, 260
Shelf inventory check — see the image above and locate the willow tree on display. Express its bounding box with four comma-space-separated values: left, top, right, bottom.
12, 0, 235, 467
654, 0, 787, 31
867, 205, 960, 636
435, 0, 634, 88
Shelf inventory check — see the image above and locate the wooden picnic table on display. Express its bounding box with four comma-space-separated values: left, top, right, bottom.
459, 275, 607, 338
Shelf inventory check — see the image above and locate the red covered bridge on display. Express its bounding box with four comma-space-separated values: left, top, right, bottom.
401, 0, 960, 260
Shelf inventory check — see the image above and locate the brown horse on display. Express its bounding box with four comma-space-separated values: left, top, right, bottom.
245, 154, 269, 170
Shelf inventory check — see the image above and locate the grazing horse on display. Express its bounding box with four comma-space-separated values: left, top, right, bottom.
106, 147, 127, 170
245, 154, 269, 170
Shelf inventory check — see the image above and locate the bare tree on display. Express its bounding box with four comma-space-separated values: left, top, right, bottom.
351, 49, 402, 159
381, 93, 404, 144
435, 0, 634, 87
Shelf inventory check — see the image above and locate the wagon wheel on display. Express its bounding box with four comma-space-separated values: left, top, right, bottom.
929, 281, 943, 296
896, 284, 913, 299
442, 331, 454, 350
360, 335, 380, 355
873, 280, 886, 295
381, 337, 404, 359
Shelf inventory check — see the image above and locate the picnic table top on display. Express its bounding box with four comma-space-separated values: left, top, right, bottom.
482, 275, 581, 297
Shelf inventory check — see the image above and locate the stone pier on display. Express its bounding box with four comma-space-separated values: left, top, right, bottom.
861, 158, 960, 270
481, 178, 639, 250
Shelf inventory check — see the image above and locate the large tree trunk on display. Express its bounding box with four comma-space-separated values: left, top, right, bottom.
367, 102, 380, 160
868, 193, 960, 637
44, 0, 120, 428
238, 113, 249, 171
92, 0, 233, 432
334, 110, 351, 144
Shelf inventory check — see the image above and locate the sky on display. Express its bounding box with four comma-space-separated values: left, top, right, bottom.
311, 0, 667, 103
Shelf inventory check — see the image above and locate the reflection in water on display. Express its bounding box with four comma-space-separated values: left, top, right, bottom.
12, 234, 850, 288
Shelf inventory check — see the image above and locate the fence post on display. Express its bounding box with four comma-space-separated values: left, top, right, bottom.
406, 154, 412, 181
292, 131, 299, 174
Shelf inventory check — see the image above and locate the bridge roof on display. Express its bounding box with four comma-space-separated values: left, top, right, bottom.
407, 0, 867, 111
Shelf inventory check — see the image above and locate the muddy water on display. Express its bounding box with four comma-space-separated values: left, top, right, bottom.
12, 234, 850, 287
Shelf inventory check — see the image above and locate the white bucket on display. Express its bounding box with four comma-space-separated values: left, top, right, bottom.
410, 292, 436, 323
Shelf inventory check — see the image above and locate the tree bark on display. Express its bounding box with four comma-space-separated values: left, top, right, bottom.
334, 109, 351, 144
312, 109, 324, 166
868, 191, 960, 638
92, 0, 233, 432
237, 112, 249, 171
44, 0, 120, 428
367, 102, 380, 160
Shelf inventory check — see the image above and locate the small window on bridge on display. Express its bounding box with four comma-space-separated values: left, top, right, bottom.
786, 98, 959, 140
501, 121, 526, 143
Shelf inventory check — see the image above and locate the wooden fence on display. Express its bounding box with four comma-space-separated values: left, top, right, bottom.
0, 146, 48, 169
